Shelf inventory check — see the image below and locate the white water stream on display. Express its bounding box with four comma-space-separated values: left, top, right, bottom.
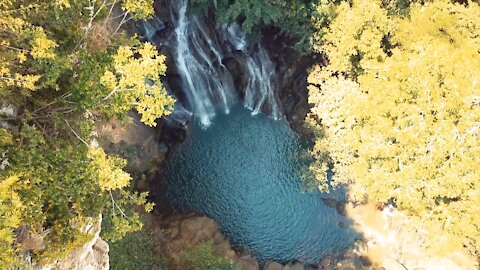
142, 0, 282, 127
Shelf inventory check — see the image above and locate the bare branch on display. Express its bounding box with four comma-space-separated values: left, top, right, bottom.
63, 119, 88, 146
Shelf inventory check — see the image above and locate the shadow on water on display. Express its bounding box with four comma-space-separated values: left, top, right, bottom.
154, 105, 362, 265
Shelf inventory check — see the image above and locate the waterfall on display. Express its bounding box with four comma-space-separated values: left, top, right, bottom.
142, 0, 282, 127
221, 24, 282, 119
141, 17, 165, 42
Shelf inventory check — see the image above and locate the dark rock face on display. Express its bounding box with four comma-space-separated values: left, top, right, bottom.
223, 53, 248, 99
96, 112, 168, 187
260, 27, 321, 137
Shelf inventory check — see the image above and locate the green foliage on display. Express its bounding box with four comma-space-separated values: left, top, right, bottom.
0, 0, 172, 266
109, 228, 168, 270
0, 125, 152, 264
308, 0, 480, 255
178, 241, 236, 270
191, 0, 318, 51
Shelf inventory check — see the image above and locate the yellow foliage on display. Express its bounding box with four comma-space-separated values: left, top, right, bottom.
0, 3, 58, 93
0, 129, 13, 146
30, 29, 58, 59
88, 147, 131, 191
14, 73, 41, 90
0, 0, 161, 266
316, 0, 392, 77
121, 0, 154, 19
0, 175, 24, 266
309, 0, 480, 254
101, 43, 175, 126
17, 52, 27, 63
53, 0, 70, 9
39, 230, 92, 265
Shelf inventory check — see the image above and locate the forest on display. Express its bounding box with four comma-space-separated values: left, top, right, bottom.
0, 0, 479, 269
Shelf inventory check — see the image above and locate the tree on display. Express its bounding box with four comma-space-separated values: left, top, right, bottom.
191, 0, 318, 50
308, 0, 480, 254
0, 0, 173, 266
100, 43, 174, 126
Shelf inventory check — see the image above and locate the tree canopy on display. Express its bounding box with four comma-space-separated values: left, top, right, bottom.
308, 0, 480, 255
191, 0, 318, 50
0, 0, 173, 266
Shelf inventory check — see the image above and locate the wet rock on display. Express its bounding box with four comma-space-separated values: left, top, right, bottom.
214, 241, 237, 260
289, 262, 306, 270
321, 198, 347, 216
260, 28, 319, 137
96, 111, 167, 186
235, 254, 260, 270
177, 216, 219, 244
162, 214, 263, 269
320, 256, 332, 268
223, 54, 247, 98
212, 231, 225, 244
264, 261, 284, 270
353, 239, 368, 255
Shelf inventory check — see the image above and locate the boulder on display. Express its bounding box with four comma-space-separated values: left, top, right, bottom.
234, 255, 260, 270
96, 112, 168, 185
289, 262, 305, 270
213, 239, 236, 259
179, 216, 218, 244
43, 216, 109, 270
264, 261, 284, 270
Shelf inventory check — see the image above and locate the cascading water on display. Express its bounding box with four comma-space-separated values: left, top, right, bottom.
141, 17, 165, 42
244, 47, 280, 117
221, 24, 281, 118
141, 0, 282, 127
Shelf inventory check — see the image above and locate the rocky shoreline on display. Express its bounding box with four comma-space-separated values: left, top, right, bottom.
159, 213, 374, 270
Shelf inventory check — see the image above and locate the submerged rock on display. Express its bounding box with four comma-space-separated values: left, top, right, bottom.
264, 261, 284, 270
235, 254, 260, 270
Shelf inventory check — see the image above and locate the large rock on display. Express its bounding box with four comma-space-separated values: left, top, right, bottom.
163, 214, 260, 269
180, 216, 219, 244
96, 111, 168, 186
41, 216, 109, 270
264, 261, 284, 270
162, 215, 321, 270
0, 104, 18, 131
288, 262, 305, 270
235, 254, 260, 270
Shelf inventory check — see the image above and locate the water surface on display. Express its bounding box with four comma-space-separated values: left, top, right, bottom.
163, 106, 356, 263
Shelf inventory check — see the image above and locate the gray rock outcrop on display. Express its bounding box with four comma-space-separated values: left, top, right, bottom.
40, 216, 109, 270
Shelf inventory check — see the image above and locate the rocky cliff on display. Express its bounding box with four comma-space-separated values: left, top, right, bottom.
39, 217, 109, 270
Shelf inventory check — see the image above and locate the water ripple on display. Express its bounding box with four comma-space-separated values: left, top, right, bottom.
163, 105, 357, 263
